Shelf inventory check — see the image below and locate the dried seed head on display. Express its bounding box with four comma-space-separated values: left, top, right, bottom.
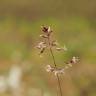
70, 56, 79, 64
39, 47, 45, 55
36, 41, 47, 55
40, 34, 48, 38
36, 26, 80, 77
64, 56, 79, 70
41, 26, 52, 36
55, 45, 67, 51
54, 68, 65, 76
45, 65, 55, 72
56, 47, 62, 51
36, 42, 46, 49
65, 56, 79, 65
45, 65, 65, 76
48, 26, 51, 33
41, 26, 49, 33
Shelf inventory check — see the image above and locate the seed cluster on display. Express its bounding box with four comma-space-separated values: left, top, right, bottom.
36, 26, 79, 75
45, 56, 79, 75
36, 26, 67, 55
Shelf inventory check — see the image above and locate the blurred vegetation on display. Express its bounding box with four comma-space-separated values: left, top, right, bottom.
0, 0, 96, 96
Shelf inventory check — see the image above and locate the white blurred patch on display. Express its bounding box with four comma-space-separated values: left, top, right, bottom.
0, 64, 23, 96
7, 65, 23, 90
0, 76, 7, 92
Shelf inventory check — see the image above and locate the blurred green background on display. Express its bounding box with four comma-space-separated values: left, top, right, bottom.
0, 0, 96, 96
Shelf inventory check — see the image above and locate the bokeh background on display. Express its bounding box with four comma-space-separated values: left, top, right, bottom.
0, 0, 96, 96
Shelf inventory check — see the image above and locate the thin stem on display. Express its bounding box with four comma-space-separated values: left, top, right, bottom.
56, 74, 62, 96
47, 36, 62, 96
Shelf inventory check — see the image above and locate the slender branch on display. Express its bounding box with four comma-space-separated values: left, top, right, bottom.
47, 36, 63, 96
48, 37, 56, 67
56, 74, 62, 96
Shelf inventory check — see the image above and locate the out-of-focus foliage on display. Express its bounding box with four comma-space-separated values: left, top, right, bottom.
0, 0, 96, 96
